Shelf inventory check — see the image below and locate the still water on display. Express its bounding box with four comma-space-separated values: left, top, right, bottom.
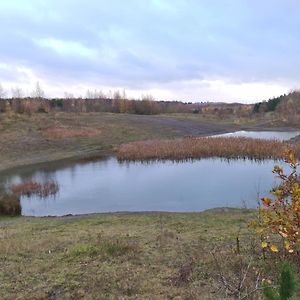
213, 130, 300, 140
0, 157, 280, 216
1, 130, 297, 217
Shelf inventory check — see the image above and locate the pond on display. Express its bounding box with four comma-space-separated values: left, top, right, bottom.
212, 130, 300, 140
0, 157, 282, 216
3, 129, 298, 217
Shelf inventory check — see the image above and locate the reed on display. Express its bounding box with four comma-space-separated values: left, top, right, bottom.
10, 180, 59, 198
117, 137, 300, 161
0, 194, 21, 215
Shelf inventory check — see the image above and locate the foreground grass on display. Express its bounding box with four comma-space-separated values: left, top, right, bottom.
0, 209, 263, 299
117, 136, 300, 161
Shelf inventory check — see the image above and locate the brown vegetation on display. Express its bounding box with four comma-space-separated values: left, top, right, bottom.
42, 126, 100, 139
117, 136, 300, 161
0, 96, 253, 117
0, 194, 21, 215
10, 180, 59, 198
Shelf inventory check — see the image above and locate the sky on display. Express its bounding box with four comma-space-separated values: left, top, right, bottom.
0, 0, 299, 102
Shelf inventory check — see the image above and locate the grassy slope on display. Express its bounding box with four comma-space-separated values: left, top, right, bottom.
0, 112, 239, 172
1, 111, 298, 172
0, 209, 258, 300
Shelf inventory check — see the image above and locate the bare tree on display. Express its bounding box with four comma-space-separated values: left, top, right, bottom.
141, 93, 155, 101
85, 89, 93, 99
11, 87, 24, 99
64, 92, 74, 99
32, 81, 45, 98
0, 83, 6, 99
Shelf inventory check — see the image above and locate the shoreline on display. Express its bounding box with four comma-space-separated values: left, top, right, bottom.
1, 207, 253, 223
1, 127, 299, 174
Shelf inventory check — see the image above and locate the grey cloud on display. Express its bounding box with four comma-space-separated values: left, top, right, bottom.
0, 0, 300, 96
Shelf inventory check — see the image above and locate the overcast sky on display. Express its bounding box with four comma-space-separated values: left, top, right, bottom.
0, 0, 299, 102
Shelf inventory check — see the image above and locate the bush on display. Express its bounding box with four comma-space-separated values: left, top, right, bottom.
263, 262, 297, 300
250, 150, 300, 254
0, 194, 21, 216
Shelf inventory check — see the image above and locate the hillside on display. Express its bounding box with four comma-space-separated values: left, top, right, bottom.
253, 90, 300, 115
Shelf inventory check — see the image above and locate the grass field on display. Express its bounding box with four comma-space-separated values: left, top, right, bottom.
0, 208, 281, 300
0, 112, 240, 172
0, 111, 298, 172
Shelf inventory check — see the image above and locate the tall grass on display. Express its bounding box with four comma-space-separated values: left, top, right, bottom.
10, 180, 59, 198
0, 194, 21, 216
117, 137, 300, 161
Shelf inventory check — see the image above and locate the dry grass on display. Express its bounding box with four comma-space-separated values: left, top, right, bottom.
42, 126, 101, 139
0, 111, 297, 171
0, 209, 295, 299
10, 180, 59, 198
0, 209, 262, 299
117, 136, 300, 161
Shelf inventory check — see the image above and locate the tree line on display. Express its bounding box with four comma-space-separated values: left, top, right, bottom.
0, 82, 252, 117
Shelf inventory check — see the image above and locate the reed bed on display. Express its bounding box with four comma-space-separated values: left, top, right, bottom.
10, 180, 59, 198
117, 137, 300, 161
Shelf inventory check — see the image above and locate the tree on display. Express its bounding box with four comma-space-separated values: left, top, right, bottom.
32, 81, 45, 98
64, 92, 74, 99
263, 262, 297, 300
11, 87, 24, 99
0, 83, 6, 98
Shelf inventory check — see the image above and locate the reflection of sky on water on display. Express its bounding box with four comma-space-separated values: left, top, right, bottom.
213, 130, 300, 141
1, 131, 293, 216
0, 157, 280, 216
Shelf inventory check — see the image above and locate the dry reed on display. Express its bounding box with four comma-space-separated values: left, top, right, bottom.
117, 137, 300, 161
10, 180, 59, 198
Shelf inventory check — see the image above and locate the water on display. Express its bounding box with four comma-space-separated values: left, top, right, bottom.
2, 130, 297, 216
0, 157, 281, 216
212, 130, 300, 141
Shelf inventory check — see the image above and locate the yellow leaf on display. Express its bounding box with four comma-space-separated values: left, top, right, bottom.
262, 197, 272, 207
270, 245, 278, 252
257, 228, 264, 235
261, 241, 268, 248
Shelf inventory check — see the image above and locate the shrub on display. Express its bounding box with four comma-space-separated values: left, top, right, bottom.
263, 262, 297, 300
0, 194, 21, 216
250, 150, 300, 254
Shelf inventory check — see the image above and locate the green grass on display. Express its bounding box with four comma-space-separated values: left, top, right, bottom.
0, 209, 270, 299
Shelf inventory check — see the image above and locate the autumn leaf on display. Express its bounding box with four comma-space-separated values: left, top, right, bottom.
262, 197, 272, 207
270, 245, 278, 252
261, 241, 268, 248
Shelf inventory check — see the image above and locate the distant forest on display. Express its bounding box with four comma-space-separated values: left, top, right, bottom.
0, 87, 299, 118
253, 90, 300, 115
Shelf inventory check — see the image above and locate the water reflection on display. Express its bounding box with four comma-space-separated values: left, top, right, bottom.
0, 157, 280, 216
212, 130, 300, 141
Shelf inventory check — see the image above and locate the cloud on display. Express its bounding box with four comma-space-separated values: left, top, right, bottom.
0, 0, 299, 101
